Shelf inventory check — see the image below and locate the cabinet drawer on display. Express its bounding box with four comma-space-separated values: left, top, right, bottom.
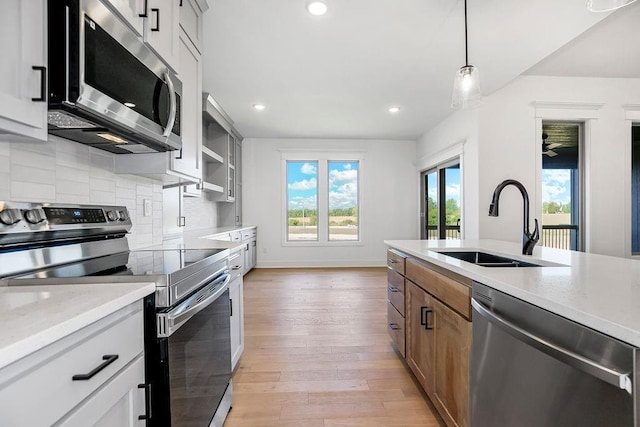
241, 228, 257, 240
406, 258, 471, 320
387, 302, 405, 357
387, 269, 405, 315
230, 231, 242, 242
0, 302, 144, 426
387, 249, 407, 274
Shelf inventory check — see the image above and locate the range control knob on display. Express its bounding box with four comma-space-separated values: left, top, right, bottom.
118, 210, 129, 221
0, 209, 22, 225
106, 210, 120, 222
24, 208, 46, 224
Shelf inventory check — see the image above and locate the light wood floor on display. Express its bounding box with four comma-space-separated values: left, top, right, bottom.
224, 267, 444, 427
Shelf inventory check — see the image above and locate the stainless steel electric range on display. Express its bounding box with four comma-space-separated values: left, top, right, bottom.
0, 201, 233, 427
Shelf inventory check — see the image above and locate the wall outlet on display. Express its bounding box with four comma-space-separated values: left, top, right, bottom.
143, 199, 152, 217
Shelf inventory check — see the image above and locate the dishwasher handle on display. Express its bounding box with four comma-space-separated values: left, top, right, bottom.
471, 298, 633, 394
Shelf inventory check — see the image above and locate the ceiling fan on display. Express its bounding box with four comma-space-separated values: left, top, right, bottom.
542, 132, 562, 157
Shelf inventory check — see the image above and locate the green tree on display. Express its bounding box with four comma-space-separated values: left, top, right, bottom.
445, 198, 460, 225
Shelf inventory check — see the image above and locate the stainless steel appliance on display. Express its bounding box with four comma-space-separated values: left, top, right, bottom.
0, 201, 232, 427
47, 0, 182, 154
471, 282, 639, 426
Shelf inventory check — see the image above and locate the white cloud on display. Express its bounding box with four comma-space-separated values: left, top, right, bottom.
288, 195, 317, 210
301, 163, 317, 175
329, 182, 358, 208
445, 183, 460, 202
288, 177, 317, 190
329, 169, 357, 185
542, 169, 571, 203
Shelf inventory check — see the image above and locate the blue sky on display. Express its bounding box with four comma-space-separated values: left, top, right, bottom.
287, 161, 358, 210
427, 168, 460, 204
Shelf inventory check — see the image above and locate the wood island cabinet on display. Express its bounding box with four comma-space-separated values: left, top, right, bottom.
387, 249, 472, 427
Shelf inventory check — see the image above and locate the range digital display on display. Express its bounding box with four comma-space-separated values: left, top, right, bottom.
44, 207, 107, 224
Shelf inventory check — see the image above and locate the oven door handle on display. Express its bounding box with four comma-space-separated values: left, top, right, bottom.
157, 273, 230, 337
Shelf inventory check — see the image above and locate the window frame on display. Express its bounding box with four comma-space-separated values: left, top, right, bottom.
420, 157, 462, 240
281, 149, 364, 247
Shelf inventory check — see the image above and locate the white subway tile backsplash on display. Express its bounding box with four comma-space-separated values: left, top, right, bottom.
2, 137, 179, 249
11, 181, 56, 202
11, 164, 55, 184
56, 179, 91, 197
11, 149, 56, 170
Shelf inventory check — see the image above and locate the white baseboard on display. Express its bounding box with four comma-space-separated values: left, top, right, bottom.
256, 259, 386, 268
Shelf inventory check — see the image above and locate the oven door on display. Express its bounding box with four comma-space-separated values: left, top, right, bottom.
150, 274, 231, 427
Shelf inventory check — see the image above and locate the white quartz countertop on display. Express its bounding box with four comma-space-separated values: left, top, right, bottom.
152, 226, 257, 250
384, 239, 640, 348
0, 282, 155, 370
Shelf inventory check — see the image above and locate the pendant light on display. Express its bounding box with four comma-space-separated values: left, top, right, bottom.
451, 0, 481, 109
586, 0, 637, 12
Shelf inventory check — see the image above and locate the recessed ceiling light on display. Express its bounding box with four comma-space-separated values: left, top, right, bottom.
307, 1, 327, 16
388, 106, 401, 113
253, 104, 266, 111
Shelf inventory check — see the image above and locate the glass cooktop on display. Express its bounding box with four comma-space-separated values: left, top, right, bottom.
15, 248, 227, 279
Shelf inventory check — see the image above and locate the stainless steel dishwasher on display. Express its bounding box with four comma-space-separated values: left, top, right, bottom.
470, 282, 639, 426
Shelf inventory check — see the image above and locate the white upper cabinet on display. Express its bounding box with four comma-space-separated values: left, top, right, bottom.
0, 0, 47, 142
101, 0, 145, 36
173, 28, 202, 181
179, 0, 209, 52
144, 0, 181, 73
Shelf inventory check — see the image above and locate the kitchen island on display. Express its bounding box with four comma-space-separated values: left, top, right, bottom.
385, 239, 640, 427
385, 239, 640, 347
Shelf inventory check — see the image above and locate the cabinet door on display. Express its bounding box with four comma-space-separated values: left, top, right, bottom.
171, 29, 202, 181
405, 280, 435, 395
0, 0, 47, 141
433, 298, 471, 427
56, 355, 147, 426
102, 0, 145, 35
145, 0, 180, 73
229, 277, 244, 370
162, 186, 184, 235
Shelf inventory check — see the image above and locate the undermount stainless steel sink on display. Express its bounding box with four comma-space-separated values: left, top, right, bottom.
437, 251, 543, 267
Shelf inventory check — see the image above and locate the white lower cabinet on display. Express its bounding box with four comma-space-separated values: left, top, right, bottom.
229, 275, 245, 371
0, 301, 146, 426
56, 355, 146, 427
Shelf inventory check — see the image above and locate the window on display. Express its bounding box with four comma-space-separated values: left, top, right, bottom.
286, 161, 318, 241
540, 122, 583, 251
285, 154, 361, 244
421, 160, 461, 240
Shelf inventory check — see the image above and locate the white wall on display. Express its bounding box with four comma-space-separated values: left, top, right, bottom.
0, 136, 163, 249
243, 138, 418, 267
417, 75, 640, 257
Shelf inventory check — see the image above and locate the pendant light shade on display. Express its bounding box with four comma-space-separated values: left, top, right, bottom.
451, 0, 481, 109
586, 0, 637, 12
452, 65, 481, 109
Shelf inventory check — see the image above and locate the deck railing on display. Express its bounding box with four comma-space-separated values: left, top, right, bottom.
541, 224, 578, 250
426, 225, 460, 240
425, 224, 578, 251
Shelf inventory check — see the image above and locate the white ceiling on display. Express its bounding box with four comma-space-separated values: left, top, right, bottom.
201, 0, 637, 140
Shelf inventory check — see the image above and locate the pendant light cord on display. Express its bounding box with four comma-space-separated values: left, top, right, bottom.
464, 0, 469, 66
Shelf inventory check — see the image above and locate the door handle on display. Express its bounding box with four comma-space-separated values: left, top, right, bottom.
72, 354, 119, 380
420, 306, 433, 330
31, 66, 46, 102
151, 8, 160, 31
138, 383, 152, 420
139, 0, 149, 17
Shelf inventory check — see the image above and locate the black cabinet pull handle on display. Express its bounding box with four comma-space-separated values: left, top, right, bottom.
230, 298, 233, 317
31, 66, 46, 102
138, 383, 152, 420
388, 322, 400, 331
388, 259, 398, 264
388, 286, 399, 293
139, 0, 148, 17
420, 307, 433, 330
151, 8, 160, 31
179, 216, 186, 227
179, 0, 183, 6
72, 354, 119, 380
175, 148, 183, 160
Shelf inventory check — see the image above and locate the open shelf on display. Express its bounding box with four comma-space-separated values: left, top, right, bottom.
198, 181, 224, 193
202, 146, 223, 164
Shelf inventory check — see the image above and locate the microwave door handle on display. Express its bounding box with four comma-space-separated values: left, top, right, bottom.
163, 71, 177, 138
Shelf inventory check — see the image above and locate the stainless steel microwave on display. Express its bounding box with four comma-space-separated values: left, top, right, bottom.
48, 0, 182, 154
